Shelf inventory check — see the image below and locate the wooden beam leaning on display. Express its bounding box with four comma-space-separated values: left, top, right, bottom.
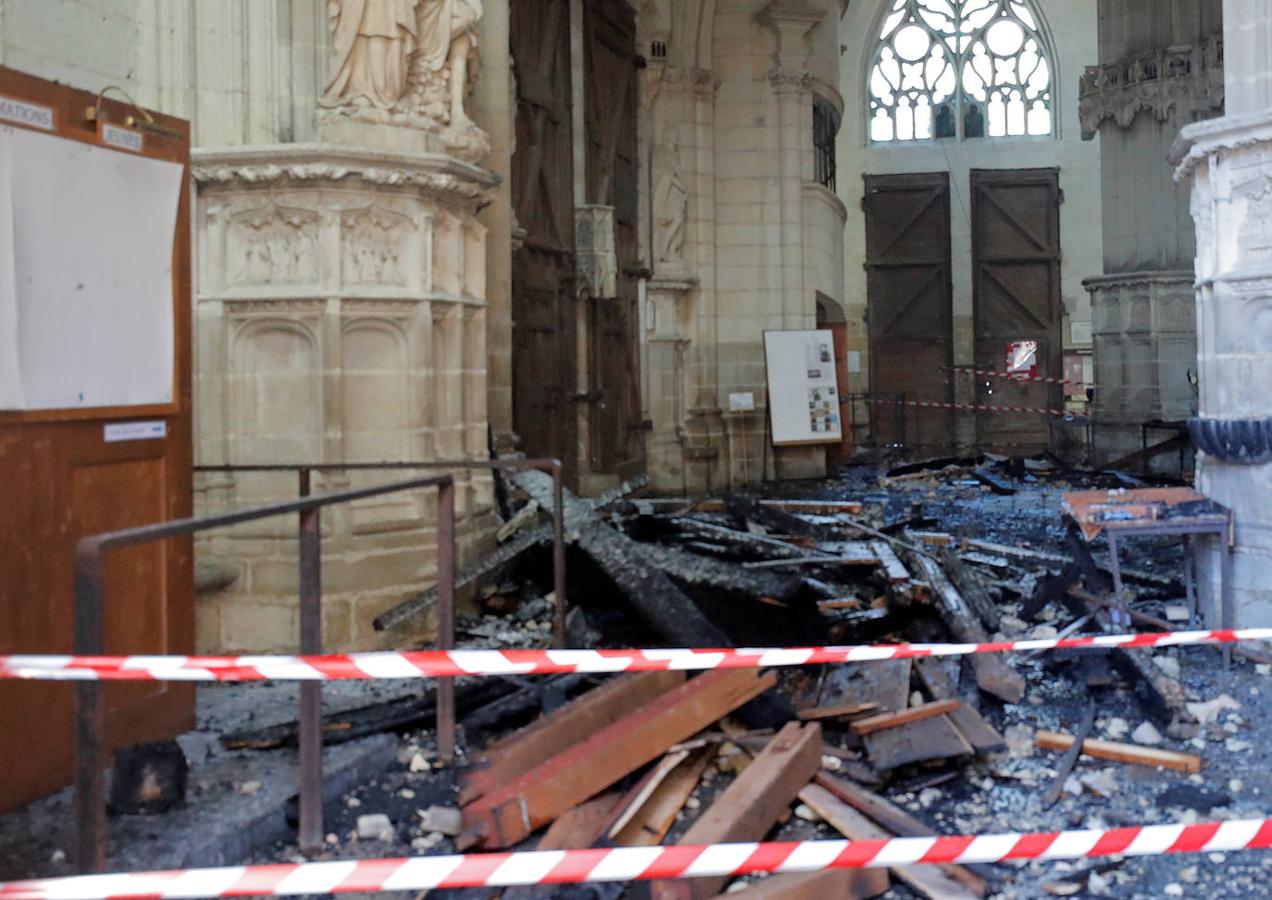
459, 670, 686, 805
459, 668, 777, 850
651, 722, 823, 900
1035, 731, 1203, 774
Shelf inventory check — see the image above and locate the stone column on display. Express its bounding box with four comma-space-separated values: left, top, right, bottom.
1172, 0, 1272, 626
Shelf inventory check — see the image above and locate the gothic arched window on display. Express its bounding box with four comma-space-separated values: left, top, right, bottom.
868, 0, 1054, 143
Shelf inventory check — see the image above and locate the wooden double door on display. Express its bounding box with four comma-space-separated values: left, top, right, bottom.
509, 0, 644, 485
864, 168, 1062, 454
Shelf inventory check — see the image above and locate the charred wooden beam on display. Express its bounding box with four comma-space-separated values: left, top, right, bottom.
908, 551, 1025, 704
651, 722, 823, 900
724, 494, 841, 541
460, 671, 686, 805
632, 541, 804, 601
373, 523, 552, 631
939, 548, 1001, 632
513, 470, 733, 647
459, 668, 777, 850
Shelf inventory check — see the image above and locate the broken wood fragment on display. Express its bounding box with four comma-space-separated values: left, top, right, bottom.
650, 722, 823, 900
459, 668, 777, 849
1035, 730, 1202, 773
707, 868, 889, 900
635, 540, 804, 600
609, 747, 715, 847
1041, 698, 1095, 808
460, 670, 685, 805
851, 700, 961, 735
946, 706, 1007, 754
799, 784, 983, 899
796, 702, 879, 722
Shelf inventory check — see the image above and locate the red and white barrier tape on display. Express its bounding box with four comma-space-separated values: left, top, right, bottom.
2, 819, 1270, 899
870, 396, 1070, 418
948, 365, 1084, 390
3, 628, 1271, 682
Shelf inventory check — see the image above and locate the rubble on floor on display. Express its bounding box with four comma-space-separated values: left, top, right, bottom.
6, 456, 1272, 899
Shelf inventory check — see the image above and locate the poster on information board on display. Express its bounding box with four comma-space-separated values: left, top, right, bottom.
763, 329, 843, 446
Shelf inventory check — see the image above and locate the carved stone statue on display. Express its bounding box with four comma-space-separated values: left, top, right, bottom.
416, 0, 483, 128
654, 133, 688, 264
322, 0, 421, 112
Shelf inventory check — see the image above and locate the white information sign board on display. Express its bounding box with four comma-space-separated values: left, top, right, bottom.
763, 330, 843, 446
0, 123, 183, 410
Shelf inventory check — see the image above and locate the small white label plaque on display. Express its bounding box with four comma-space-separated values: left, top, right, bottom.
0, 95, 55, 130
104, 420, 167, 443
728, 392, 756, 412
101, 123, 144, 153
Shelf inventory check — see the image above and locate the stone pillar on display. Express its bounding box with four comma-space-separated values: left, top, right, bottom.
1173, 1, 1272, 624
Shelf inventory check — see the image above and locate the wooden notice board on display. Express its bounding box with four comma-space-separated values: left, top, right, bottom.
763, 330, 844, 447
0, 67, 194, 812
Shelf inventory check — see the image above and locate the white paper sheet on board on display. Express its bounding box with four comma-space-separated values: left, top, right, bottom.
0, 131, 21, 409
0, 124, 183, 410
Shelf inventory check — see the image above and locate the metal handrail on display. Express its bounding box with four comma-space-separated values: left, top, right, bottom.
74, 474, 457, 874
192, 458, 567, 640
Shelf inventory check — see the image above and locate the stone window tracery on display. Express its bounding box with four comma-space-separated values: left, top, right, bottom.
868, 0, 1054, 143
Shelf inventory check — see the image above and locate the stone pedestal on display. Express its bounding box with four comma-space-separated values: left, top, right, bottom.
192, 144, 498, 651
1174, 109, 1272, 626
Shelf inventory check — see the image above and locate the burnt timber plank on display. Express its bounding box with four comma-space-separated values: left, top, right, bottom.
1035, 731, 1202, 773
863, 715, 974, 771
650, 722, 823, 900
799, 784, 982, 899
460, 670, 685, 805
459, 668, 776, 849
851, 700, 962, 735
939, 547, 1002, 632
812, 773, 993, 891
706, 868, 889, 899
514, 470, 731, 645
633, 541, 804, 601
910, 551, 1025, 704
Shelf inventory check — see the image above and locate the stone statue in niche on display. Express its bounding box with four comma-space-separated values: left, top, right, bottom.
322, 0, 420, 112
653, 131, 688, 265
319, 0, 490, 162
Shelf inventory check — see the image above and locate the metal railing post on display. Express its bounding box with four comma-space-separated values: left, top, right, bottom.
551, 462, 567, 648
436, 477, 456, 764
73, 542, 107, 874
297, 467, 323, 856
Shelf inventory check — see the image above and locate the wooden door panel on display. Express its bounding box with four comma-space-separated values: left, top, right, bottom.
970, 169, 1063, 453
584, 0, 644, 477
511, 0, 579, 482
864, 173, 954, 452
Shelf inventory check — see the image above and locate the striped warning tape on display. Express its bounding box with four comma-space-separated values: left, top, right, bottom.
947, 365, 1085, 389
869, 396, 1071, 418
2, 819, 1270, 898
3, 628, 1271, 682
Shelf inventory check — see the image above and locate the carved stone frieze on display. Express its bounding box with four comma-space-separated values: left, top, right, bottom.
192, 144, 498, 210
1079, 34, 1224, 140
341, 206, 414, 286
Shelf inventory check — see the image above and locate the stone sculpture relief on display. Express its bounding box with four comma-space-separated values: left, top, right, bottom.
341, 206, 413, 286
653, 131, 688, 265
228, 203, 321, 287
319, 0, 489, 161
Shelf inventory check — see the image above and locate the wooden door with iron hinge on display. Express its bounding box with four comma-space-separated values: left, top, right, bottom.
970, 168, 1063, 454
583, 0, 646, 480
510, 0, 580, 484
863, 172, 955, 452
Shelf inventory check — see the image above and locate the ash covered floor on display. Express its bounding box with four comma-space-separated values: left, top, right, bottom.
5, 460, 1272, 899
